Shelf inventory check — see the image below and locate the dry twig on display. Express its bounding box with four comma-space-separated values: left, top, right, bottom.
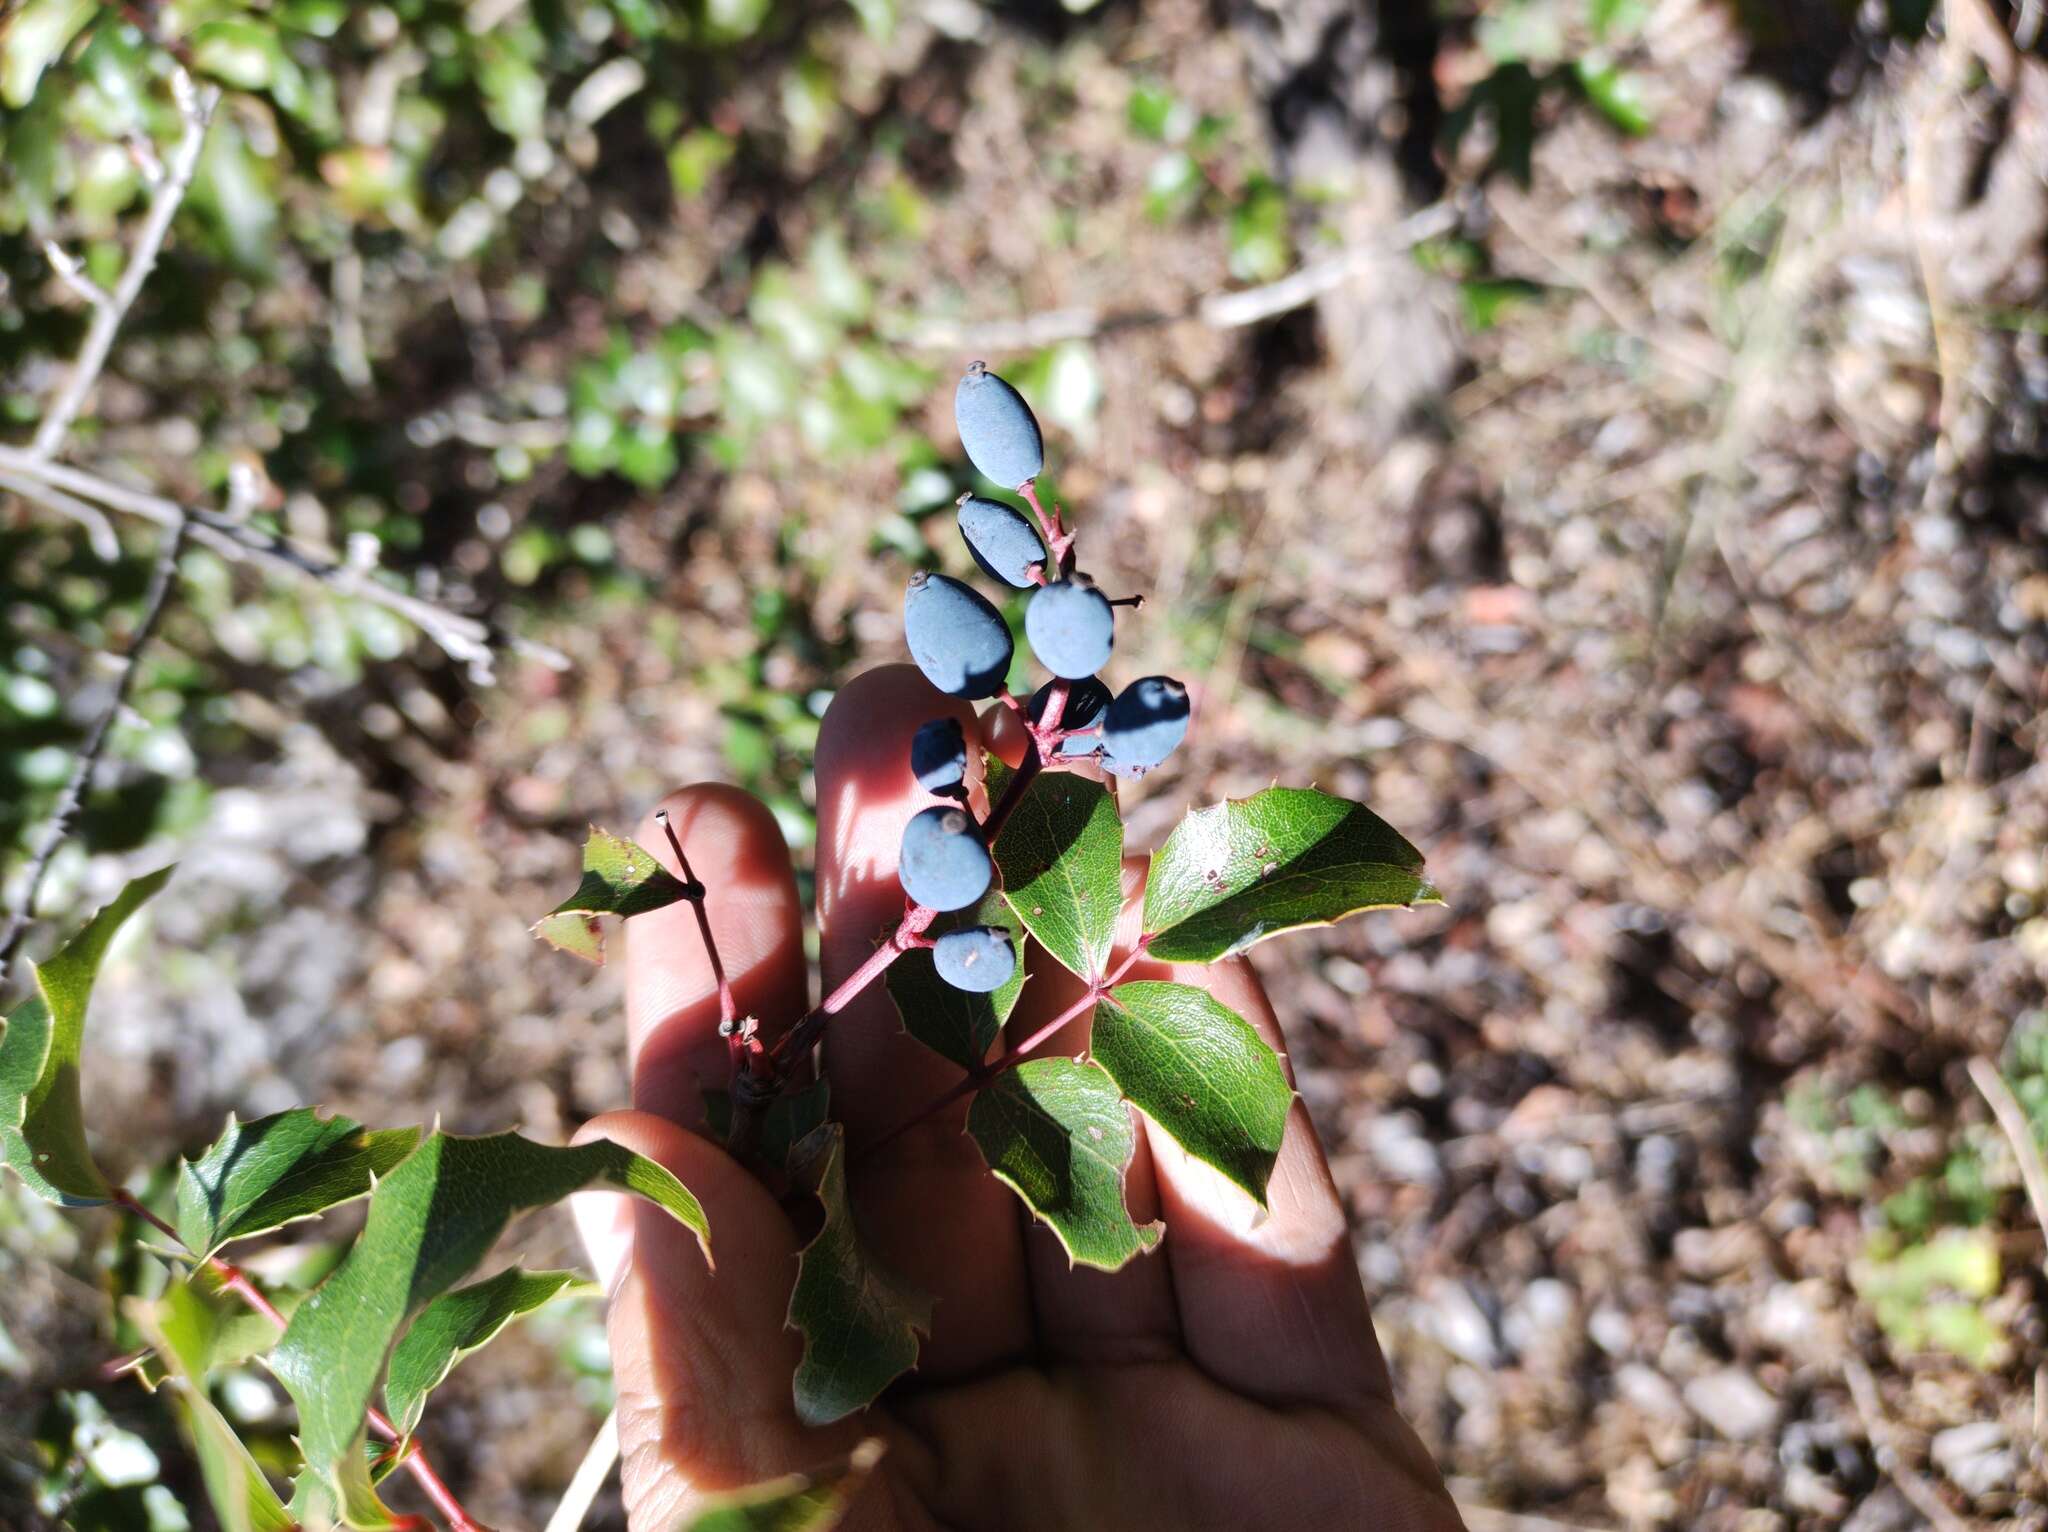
1967, 1055, 2048, 1269
894, 202, 1459, 352
31, 69, 219, 459
0, 515, 186, 987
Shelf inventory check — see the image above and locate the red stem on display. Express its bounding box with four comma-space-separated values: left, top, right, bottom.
656, 811, 737, 1031
113, 1191, 491, 1532
1019, 482, 1074, 572
861, 935, 1154, 1160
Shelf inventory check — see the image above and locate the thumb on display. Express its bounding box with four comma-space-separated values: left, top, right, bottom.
572, 1110, 866, 1529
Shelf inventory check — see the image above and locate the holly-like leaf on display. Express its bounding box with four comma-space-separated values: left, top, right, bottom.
384, 1267, 597, 1435
273, 1130, 709, 1512
176, 1109, 422, 1259
132, 1287, 295, 1532
884, 891, 1026, 1069
532, 827, 700, 963
786, 1124, 930, 1426
967, 1058, 1161, 1271
992, 771, 1123, 982
704, 1077, 832, 1172
1142, 789, 1434, 962
684, 1439, 887, 1532
1, 867, 172, 1206
1093, 981, 1291, 1206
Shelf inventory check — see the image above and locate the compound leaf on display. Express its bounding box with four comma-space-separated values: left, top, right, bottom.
786, 1124, 929, 1426
1142, 789, 1434, 962
533, 827, 700, 963
967, 1057, 1160, 1271
176, 1109, 422, 1259
1, 867, 172, 1205
273, 1130, 708, 1515
1094, 981, 1291, 1206
992, 771, 1122, 982
885, 890, 1026, 1069
684, 1439, 887, 1532
384, 1267, 597, 1436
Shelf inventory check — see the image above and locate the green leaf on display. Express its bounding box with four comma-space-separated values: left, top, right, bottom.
1142, 788, 1434, 963
1574, 56, 1654, 136
132, 1290, 294, 1532
1093, 981, 1291, 1206
703, 1077, 832, 1172
992, 771, 1123, 982
786, 1124, 929, 1425
533, 827, 700, 963
384, 1268, 597, 1436
885, 891, 1026, 1070
1, 867, 172, 1205
273, 1130, 708, 1512
683, 1439, 886, 1532
1, 0, 95, 108
152, 1275, 292, 1379
967, 1058, 1160, 1271
175, 1109, 422, 1259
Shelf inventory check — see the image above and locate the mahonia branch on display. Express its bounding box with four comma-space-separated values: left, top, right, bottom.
111, 1190, 491, 1532
861, 938, 1154, 1161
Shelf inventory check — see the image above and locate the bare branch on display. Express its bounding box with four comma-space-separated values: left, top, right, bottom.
0, 515, 187, 988
32, 68, 220, 459
0, 470, 120, 561
894, 201, 1460, 353
0, 446, 570, 675
42, 240, 111, 311
541, 1409, 619, 1532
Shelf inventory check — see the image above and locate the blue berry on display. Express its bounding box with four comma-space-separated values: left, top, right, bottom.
1024, 578, 1114, 680
1027, 676, 1111, 757
910, 716, 967, 794
954, 362, 1044, 489
932, 926, 1016, 993
1101, 676, 1190, 776
898, 806, 992, 911
904, 571, 1013, 700
957, 494, 1047, 589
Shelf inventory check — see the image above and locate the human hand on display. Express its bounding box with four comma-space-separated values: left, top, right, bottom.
574, 664, 1465, 1532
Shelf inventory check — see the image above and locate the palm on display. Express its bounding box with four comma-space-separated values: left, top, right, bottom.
574, 668, 1462, 1531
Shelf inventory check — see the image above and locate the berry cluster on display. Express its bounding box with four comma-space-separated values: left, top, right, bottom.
899, 363, 1192, 990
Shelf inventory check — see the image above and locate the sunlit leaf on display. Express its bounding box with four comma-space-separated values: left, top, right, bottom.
967, 1058, 1160, 1271
274, 1130, 708, 1513
1093, 981, 1291, 1206
992, 771, 1123, 982
176, 1109, 421, 1259
1142, 788, 1434, 963
384, 1268, 597, 1436
533, 827, 700, 964
1, 868, 172, 1206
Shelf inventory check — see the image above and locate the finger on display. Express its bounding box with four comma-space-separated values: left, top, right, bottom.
626, 785, 808, 1127
816, 665, 1031, 1376
572, 1111, 865, 1529
1122, 937, 1394, 1417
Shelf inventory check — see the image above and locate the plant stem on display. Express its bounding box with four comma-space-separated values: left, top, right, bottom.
860, 938, 1153, 1159
32, 69, 217, 459
654, 811, 737, 1033
0, 514, 187, 989
112, 1190, 492, 1532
